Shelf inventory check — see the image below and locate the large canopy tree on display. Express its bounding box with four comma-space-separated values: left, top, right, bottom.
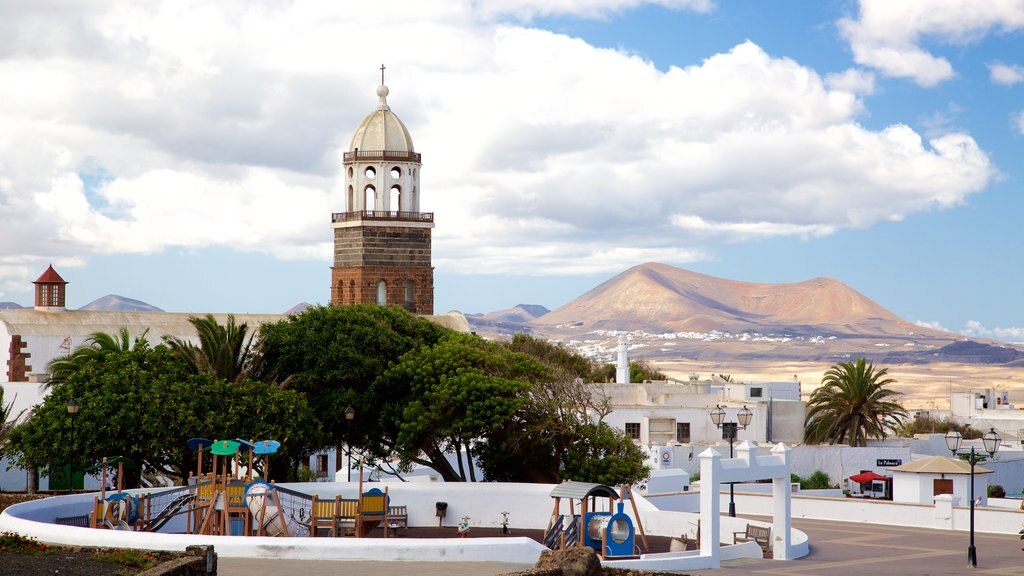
804, 358, 908, 446
257, 308, 648, 485
379, 332, 545, 481
9, 344, 320, 487
256, 305, 449, 466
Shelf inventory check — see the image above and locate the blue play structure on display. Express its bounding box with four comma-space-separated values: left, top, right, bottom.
583, 502, 636, 558
546, 481, 646, 559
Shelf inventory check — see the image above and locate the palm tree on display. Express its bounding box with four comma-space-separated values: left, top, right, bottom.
47, 327, 149, 387
804, 357, 908, 446
0, 388, 26, 456
164, 314, 256, 383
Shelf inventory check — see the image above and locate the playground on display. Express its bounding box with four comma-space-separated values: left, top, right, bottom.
0, 439, 809, 571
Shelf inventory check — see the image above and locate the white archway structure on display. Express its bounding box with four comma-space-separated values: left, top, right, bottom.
700, 442, 794, 566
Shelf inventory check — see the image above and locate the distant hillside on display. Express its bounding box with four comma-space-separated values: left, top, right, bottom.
531, 262, 942, 338
79, 295, 164, 312
467, 262, 1019, 366
286, 302, 312, 314
0, 302, 23, 309
465, 304, 550, 335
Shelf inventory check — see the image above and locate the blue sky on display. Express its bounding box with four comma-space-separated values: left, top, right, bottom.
0, 1, 1022, 342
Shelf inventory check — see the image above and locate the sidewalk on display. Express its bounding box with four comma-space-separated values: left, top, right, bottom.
220, 517, 1024, 576
219, 558, 531, 576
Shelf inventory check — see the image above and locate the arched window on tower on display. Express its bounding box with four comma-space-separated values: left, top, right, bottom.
338, 280, 345, 304
349, 280, 356, 305
376, 280, 387, 305
347, 185, 355, 212
404, 280, 415, 311
364, 185, 376, 212
390, 185, 401, 213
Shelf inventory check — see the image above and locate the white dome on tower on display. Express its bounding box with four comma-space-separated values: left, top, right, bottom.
349, 83, 415, 153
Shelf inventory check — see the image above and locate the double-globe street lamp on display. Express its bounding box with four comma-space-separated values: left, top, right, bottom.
945, 427, 1001, 568
66, 398, 79, 494
709, 404, 753, 518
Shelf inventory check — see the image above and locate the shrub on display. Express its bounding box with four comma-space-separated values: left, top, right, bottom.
988, 484, 1006, 498
0, 531, 50, 555
801, 470, 832, 490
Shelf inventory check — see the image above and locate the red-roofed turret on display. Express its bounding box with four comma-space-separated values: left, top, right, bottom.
33, 265, 68, 310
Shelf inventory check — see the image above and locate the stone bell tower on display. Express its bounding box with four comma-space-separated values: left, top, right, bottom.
330, 70, 434, 314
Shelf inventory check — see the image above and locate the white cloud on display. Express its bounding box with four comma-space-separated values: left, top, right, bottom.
961, 320, 1024, 343
473, 0, 714, 20
0, 0, 1000, 294
989, 62, 1024, 85
915, 319, 948, 331
839, 1, 1024, 86
824, 68, 875, 95
1014, 111, 1024, 136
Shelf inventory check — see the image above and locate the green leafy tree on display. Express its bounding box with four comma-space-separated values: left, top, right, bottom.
804, 358, 908, 446
9, 345, 320, 486
256, 305, 449, 466
476, 372, 647, 485
164, 314, 258, 383
560, 421, 651, 486
381, 333, 544, 481
46, 327, 149, 387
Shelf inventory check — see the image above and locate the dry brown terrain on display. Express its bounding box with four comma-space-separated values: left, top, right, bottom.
655, 359, 1024, 410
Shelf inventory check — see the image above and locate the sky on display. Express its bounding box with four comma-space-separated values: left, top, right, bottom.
0, 0, 1022, 342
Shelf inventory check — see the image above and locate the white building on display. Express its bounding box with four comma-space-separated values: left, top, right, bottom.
598, 374, 806, 448
889, 456, 992, 506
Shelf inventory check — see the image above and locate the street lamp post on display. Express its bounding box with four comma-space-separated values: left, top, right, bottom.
709, 404, 753, 517
66, 398, 79, 494
945, 427, 1001, 568
344, 406, 356, 482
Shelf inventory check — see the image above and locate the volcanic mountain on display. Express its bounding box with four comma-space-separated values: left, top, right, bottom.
530, 262, 943, 339
466, 262, 1022, 365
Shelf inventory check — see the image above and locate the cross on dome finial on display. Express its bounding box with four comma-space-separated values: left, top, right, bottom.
376, 63, 390, 110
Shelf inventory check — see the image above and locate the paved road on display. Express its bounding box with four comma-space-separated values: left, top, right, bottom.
219, 518, 1024, 576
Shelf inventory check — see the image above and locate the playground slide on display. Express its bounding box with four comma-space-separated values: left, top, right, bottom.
147, 493, 196, 532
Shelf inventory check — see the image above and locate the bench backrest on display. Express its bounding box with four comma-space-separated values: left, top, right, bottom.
746, 525, 771, 540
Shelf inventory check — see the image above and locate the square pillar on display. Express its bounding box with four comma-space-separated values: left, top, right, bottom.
770, 443, 793, 560
699, 447, 722, 567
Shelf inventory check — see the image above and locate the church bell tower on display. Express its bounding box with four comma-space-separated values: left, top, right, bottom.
330, 70, 434, 314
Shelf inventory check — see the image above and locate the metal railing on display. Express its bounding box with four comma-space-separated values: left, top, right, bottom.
343, 150, 421, 163
331, 210, 434, 223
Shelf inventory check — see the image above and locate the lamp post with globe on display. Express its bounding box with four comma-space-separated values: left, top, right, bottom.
945, 427, 1001, 568
709, 404, 753, 517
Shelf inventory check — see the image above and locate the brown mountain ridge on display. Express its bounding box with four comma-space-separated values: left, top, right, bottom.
466, 262, 1021, 365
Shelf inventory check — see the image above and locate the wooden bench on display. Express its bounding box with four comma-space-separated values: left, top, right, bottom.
55, 514, 91, 528
385, 505, 407, 536
733, 524, 771, 557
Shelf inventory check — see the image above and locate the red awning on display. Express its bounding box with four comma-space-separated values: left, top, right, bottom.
849, 471, 888, 483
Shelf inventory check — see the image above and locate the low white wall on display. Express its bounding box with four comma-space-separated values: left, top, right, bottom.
0, 482, 810, 569
724, 492, 1024, 535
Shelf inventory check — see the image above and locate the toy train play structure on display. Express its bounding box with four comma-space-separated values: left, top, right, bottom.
543, 481, 648, 559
